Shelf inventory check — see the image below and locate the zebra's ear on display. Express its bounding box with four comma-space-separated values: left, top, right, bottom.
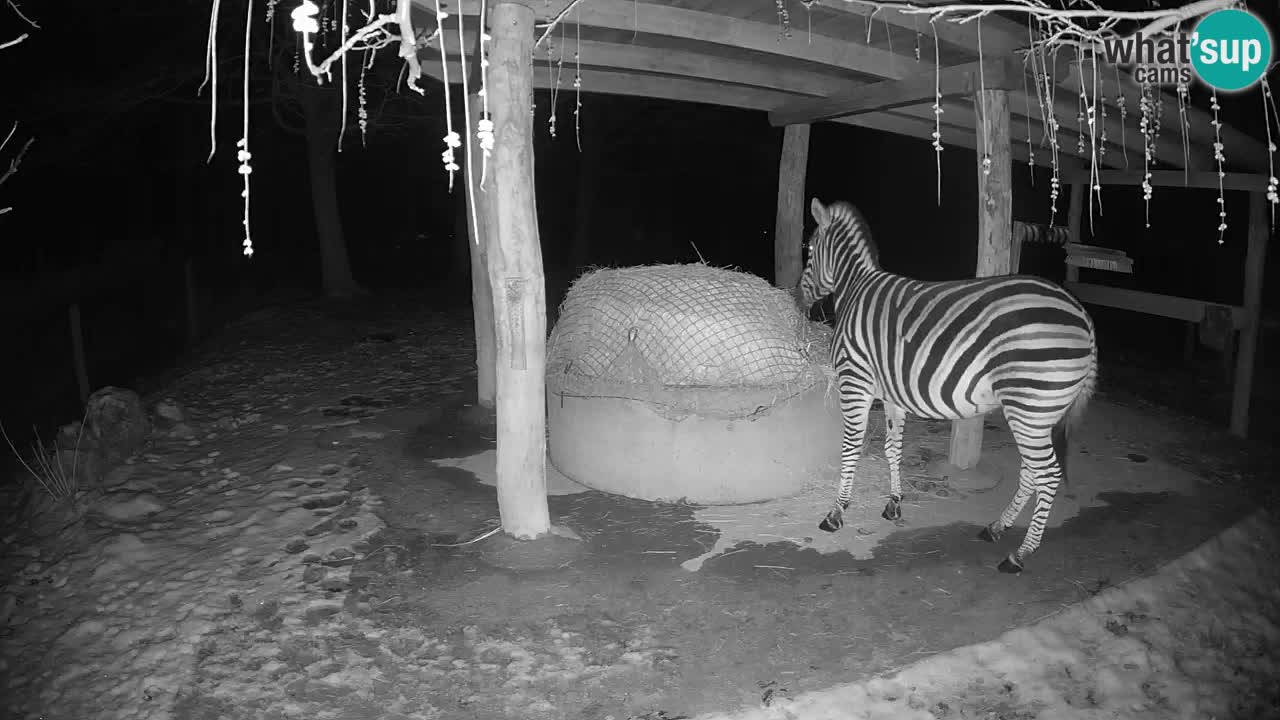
810, 198, 829, 227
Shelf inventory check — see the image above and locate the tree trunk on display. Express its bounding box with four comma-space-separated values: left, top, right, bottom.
301, 85, 365, 298
950, 88, 1012, 470
466, 91, 497, 409
484, 0, 550, 539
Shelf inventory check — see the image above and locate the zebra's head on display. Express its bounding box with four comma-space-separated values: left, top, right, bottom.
797, 198, 879, 312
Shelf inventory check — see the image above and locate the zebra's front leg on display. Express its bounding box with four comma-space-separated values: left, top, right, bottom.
880, 400, 906, 522
818, 385, 873, 533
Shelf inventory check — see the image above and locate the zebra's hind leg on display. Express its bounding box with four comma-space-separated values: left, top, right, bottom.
819, 383, 874, 533
880, 401, 906, 522
1004, 468, 1063, 573
979, 464, 1035, 546
985, 425, 1063, 573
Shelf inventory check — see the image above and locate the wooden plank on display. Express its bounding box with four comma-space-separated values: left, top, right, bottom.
950, 87, 1010, 471
1065, 182, 1085, 282
451, 0, 921, 81
485, 0, 551, 540
774, 124, 810, 293
769, 56, 1022, 126
807, 0, 1025, 57
1231, 192, 1269, 438
1060, 168, 1271, 192
439, 27, 857, 98
1065, 281, 1247, 327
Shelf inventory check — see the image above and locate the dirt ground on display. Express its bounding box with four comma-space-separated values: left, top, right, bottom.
2, 291, 1277, 720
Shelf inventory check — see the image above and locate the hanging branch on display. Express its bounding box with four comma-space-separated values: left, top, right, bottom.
835, 0, 1233, 43
237, 0, 255, 257
929, 18, 943, 205
1210, 89, 1227, 244
1263, 75, 1279, 222
977, 17, 990, 178
338, 0, 351, 150
534, 0, 589, 49
1139, 81, 1154, 228
574, 8, 583, 152
0, 123, 34, 216
472, 0, 494, 190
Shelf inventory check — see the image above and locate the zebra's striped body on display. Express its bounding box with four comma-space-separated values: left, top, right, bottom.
798, 199, 1098, 574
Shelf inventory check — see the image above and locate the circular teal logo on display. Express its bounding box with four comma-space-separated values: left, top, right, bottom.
1191, 9, 1273, 92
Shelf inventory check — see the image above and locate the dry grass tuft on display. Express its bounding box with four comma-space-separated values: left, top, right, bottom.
1, 418, 87, 502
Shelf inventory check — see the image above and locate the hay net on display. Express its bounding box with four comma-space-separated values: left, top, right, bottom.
547, 264, 834, 418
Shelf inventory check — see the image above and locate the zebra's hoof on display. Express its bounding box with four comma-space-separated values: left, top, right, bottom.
978, 524, 1003, 543
881, 498, 902, 522
996, 554, 1024, 574
818, 511, 844, 533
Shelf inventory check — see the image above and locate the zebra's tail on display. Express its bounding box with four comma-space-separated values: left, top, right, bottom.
1065, 338, 1099, 429
1053, 338, 1099, 486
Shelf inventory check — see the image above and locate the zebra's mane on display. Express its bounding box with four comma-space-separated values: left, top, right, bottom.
825, 201, 881, 270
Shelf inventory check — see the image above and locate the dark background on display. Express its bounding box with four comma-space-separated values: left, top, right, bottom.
2, 1, 1278, 453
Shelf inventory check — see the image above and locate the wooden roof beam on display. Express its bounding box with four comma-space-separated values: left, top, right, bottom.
890, 100, 1131, 170
769, 56, 1025, 126
447, 0, 924, 81
420, 54, 1061, 170
806, 0, 1026, 56
1060, 168, 1271, 192
436, 24, 855, 98
1098, 66, 1269, 171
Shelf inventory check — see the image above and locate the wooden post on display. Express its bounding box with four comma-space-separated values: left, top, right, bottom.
1230, 192, 1269, 438
950, 88, 1011, 470
183, 258, 200, 347
1065, 182, 1085, 283
463, 18, 496, 409
774, 123, 810, 293
484, 0, 551, 539
1010, 221, 1024, 274
68, 303, 90, 403
466, 94, 498, 410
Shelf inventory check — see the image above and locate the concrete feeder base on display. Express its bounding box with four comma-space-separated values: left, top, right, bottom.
547, 380, 841, 505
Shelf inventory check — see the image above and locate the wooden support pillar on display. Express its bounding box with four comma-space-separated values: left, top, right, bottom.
466, 94, 497, 409
463, 18, 496, 409
774, 123, 810, 293
484, 0, 551, 539
1230, 192, 1269, 438
1065, 181, 1085, 283
950, 88, 1011, 470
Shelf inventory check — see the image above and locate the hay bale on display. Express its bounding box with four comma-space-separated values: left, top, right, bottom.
548, 264, 829, 391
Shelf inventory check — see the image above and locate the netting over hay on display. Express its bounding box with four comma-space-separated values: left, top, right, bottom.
547, 264, 835, 419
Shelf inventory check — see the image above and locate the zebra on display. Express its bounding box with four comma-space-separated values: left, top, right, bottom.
797, 198, 1098, 574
